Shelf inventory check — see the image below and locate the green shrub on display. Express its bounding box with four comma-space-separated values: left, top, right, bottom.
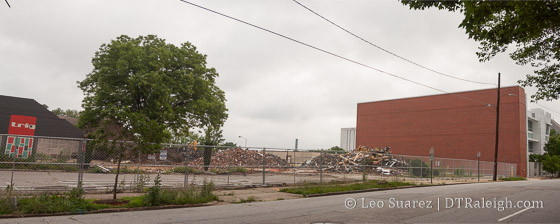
144, 173, 162, 206
454, 168, 465, 176
499, 177, 526, 181
172, 166, 202, 174
409, 159, 439, 177
131, 178, 216, 208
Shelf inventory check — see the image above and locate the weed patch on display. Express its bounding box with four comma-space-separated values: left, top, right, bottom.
280, 180, 414, 196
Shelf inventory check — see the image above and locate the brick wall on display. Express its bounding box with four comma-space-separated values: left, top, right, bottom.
356, 86, 527, 177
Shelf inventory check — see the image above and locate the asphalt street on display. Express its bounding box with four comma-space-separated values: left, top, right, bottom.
2, 179, 559, 223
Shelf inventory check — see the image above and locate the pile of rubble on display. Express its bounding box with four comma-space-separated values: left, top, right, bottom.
301, 146, 406, 173
191, 148, 289, 167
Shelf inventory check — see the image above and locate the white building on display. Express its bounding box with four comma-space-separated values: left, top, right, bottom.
340, 128, 356, 152
527, 108, 560, 177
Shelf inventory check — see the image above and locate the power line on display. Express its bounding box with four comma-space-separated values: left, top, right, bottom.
292, 0, 496, 86
177, 0, 492, 106
4, 0, 10, 8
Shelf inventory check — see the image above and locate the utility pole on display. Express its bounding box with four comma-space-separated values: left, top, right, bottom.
493, 73, 501, 181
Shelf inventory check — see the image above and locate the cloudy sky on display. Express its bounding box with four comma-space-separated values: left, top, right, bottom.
1, 0, 558, 149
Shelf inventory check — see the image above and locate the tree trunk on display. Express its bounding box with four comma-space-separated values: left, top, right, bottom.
203, 147, 212, 171
113, 151, 123, 200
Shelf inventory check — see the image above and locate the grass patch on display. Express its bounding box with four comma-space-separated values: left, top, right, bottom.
0, 188, 109, 215
280, 180, 414, 196
0, 174, 217, 215
0, 173, 217, 216
111, 166, 143, 174
499, 177, 527, 181
171, 166, 203, 174
228, 167, 248, 174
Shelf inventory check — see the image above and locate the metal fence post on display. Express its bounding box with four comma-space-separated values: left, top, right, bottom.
262, 147, 266, 186
10, 137, 16, 188
227, 165, 230, 186
420, 161, 423, 180
293, 151, 296, 184
408, 157, 411, 178
184, 147, 189, 188
319, 149, 323, 184
136, 150, 141, 186
343, 160, 346, 182
77, 139, 85, 190
477, 152, 481, 182
430, 147, 434, 184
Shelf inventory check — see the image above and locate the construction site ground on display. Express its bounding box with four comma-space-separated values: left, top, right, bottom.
80, 175, 504, 204
1, 169, 499, 192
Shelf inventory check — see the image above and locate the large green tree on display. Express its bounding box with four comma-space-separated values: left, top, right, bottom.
400, 1, 560, 101
78, 34, 227, 198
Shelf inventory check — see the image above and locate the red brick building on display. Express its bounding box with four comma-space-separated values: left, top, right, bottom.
356, 86, 527, 177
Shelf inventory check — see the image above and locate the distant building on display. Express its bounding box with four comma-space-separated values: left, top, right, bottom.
0, 95, 84, 158
340, 128, 356, 151
527, 108, 560, 177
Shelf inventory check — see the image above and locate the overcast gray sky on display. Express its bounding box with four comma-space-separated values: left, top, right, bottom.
1, 0, 558, 149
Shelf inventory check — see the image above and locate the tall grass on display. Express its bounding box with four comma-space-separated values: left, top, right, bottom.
125, 174, 217, 207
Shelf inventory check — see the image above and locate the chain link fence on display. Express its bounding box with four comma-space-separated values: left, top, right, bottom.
0, 134, 518, 192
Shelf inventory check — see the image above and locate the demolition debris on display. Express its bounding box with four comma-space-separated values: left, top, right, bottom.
191, 148, 289, 167
301, 146, 406, 173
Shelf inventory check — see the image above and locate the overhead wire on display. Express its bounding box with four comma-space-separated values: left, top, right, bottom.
292, 0, 496, 86
177, 0, 493, 107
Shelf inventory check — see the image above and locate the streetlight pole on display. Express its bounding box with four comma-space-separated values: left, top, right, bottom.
238, 136, 247, 148
493, 73, 501, 181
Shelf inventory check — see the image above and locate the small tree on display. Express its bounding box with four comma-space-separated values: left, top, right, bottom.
542, 154, 560, 177
51, 108, 81, 118
222, 142, 237, 147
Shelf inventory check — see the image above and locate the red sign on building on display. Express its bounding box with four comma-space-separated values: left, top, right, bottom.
8, 115, 37, 136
